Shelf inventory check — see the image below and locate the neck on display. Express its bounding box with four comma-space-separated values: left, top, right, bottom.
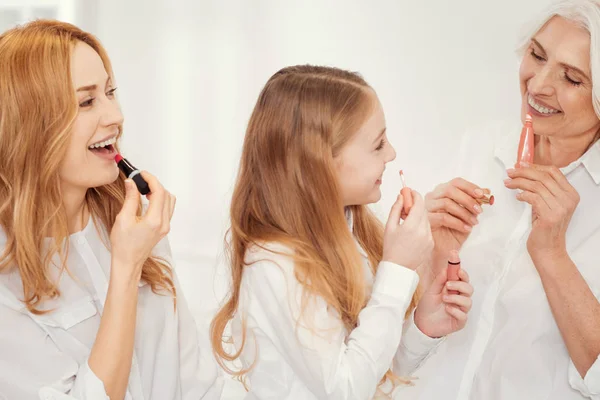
535, 128, 599, 168
61, 183, 89, 234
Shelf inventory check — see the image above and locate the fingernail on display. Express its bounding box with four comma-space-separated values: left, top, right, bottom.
520, 162, 530, 168
503, 178, 511, 185
464, 224, 472, 232
446, 283, 455, 290
474, 189, 484, 197
473, 204, 483, 214
506, 168, 515, 175
471, 217, 478, 225
443, 295, 450, 301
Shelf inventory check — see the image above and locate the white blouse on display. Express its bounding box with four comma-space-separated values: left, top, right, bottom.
0, 216, 223, 400
231, 213, 444, 399
399, 120, 600, 400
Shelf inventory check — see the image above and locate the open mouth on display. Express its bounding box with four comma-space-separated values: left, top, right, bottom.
88, 136, 117, 157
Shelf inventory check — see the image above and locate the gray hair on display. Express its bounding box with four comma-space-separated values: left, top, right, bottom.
518, 0, 600, 118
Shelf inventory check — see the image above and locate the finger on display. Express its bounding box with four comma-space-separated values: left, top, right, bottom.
386, 194, 404, 230
433, 178, 485, 200
446, 280, 473, 297
506, 168, 563, 199
515, 190, 552, 216
458, 268, 470, 283
120, 179, 141, 217
519, 163, 572, 192
434, 182, 483, 216
402, 191, 427, 229
443, 294, 472, 312
429, 212, 473, 233
445, 305, 468, 323
427, 197, 479, 226
508, 176, 560, 210
141, 171, 166, 222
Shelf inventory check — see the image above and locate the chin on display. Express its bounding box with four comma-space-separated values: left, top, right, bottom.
365, 190, 382, 205
90, 168, 121, 189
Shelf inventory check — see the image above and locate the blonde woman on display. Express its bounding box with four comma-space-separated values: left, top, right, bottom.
211, 65, 474, 399
0, 21, 221, 399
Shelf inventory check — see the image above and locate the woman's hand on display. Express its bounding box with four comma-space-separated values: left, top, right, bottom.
110, 172, 176, 282
414, 264, 473, 338
504, 162, 579, 264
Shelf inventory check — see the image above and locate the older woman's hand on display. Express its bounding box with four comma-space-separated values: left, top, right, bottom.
504, 162, 580, 264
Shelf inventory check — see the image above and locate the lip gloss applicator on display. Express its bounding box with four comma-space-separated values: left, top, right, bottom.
399, 170, 413, 214
114, 153, 150, 195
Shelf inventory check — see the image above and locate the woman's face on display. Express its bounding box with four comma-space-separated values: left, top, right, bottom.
520, 16, 600, 144
59, 42, 122, 193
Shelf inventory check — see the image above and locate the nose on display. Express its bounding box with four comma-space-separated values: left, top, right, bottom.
527, 66, 555, 97
99, 97, 124, 128
386, 142, 397, 163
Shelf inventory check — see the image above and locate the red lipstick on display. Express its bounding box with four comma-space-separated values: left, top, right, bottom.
114, 153, 150, 195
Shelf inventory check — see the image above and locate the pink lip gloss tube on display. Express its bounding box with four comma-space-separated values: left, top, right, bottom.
447, 250, 461, 295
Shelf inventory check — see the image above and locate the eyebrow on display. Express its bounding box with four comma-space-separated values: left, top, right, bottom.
372, 128, 386, 144
531, 38, 590, 81
76, 76, 112, 92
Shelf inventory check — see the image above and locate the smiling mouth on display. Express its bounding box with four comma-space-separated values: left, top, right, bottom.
88, 136, 117, 156
527, 94, 561, 115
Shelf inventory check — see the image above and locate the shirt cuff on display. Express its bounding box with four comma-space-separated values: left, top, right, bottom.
568, 356, 600, 398
373, 261, 419, 299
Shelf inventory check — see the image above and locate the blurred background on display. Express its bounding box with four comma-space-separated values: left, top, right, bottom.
1, 0, 553, 397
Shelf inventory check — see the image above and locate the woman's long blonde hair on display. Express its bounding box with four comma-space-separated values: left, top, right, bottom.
211, 65, 419, 393
0, 20, 175, 313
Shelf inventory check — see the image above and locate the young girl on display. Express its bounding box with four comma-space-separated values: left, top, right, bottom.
0, 20, 221, 399
211, 65, 473, 399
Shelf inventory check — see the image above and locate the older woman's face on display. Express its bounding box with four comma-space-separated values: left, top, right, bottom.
520, 16, 600, 140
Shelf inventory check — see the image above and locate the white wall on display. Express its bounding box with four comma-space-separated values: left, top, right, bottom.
4, 1, 553, 397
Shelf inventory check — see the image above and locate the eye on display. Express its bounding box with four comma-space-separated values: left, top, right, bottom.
79, 98, 95, 108
375, 138, 386, 151
530, 49, 545, 62
564, 73, 582, 86
106, 87, 118, 97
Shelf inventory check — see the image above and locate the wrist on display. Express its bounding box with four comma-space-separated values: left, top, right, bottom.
110, 258, 143, 289
530, 246, 569, 267
413, 306, 441, 339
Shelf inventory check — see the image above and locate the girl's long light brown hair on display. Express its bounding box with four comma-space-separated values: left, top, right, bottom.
0, 20, 175, 313
211, 65, 419, 394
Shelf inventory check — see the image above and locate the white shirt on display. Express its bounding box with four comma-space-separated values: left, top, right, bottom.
231, 213, 444, 400
399, 120, 600, 400
0, 216, 223, 400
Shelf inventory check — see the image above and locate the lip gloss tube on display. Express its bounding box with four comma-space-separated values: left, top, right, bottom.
516, 113, 534, 168
447, 250, 461, 295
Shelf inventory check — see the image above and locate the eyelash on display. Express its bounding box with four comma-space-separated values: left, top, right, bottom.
79, 87, 118, 108
529, 49, 582, 87
375, 138, 386, 151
